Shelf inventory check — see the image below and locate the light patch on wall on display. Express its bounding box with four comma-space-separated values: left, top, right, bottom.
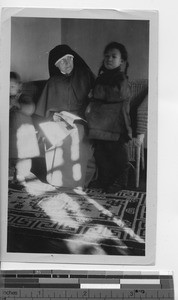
70, 127, 80, 161
72, 163, 82, 181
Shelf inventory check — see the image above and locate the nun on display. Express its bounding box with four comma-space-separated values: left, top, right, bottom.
35, 44, 95, 189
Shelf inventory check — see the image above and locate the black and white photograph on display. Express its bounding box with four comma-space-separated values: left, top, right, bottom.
0, 8, 158, 264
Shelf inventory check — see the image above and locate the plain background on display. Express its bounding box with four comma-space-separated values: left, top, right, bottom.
11, 17, 149, 81
1, 0, 178, 298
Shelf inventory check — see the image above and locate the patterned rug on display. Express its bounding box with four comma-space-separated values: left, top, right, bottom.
8, 184, 146, 256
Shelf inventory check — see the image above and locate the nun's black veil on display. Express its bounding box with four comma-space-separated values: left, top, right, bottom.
35, 44, 95, 119
48, 44, 91, 77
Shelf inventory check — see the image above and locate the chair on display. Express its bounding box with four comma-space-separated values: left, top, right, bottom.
128, 134, 145, 188
128, 80, 148, 188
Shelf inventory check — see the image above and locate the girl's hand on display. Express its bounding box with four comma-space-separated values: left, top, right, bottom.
88, 89, 93, 98
131, 134, 144, 146
53, 112, 62, 122
136, 133, 144, 145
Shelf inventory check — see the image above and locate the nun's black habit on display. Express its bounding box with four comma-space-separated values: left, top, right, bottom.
35, 45, 95, 189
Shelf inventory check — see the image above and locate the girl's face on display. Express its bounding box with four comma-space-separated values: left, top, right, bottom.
55, 54, 74, 75
104, 48, 123, 70
10, 80, 20, 96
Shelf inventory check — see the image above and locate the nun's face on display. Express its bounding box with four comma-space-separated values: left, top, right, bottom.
55, 54, 74, 75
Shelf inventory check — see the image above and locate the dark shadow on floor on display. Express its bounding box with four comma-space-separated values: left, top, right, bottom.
30, 149, 147, 193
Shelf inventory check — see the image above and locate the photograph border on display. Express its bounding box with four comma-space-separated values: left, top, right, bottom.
0, 7, 158, 265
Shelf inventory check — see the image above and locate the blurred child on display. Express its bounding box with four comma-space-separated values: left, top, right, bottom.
85, 42, 132, 193
9, 72, 40, 185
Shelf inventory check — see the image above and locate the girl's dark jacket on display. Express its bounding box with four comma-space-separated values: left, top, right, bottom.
85, 67, 132, 142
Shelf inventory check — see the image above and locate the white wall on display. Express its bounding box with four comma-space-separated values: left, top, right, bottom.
11, 17, 62, 81
1, 0, 178, 299
11, 17, 148, 82
62, 18, 149, 80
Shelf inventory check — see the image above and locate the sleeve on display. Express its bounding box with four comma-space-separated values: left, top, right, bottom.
122, 99, 132, 138
120, 77, 132, 102
35, 82, 50, 118
136, 94, 148, 135
121, 79, 132, 138
130, 85, 148, 137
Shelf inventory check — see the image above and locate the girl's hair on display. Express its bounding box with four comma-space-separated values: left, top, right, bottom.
99, 41, 129, 76
104, 42, 128, 61
10, 71, 21, 82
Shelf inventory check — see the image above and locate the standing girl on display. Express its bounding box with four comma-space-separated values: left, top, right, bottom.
85, 42, 132, 193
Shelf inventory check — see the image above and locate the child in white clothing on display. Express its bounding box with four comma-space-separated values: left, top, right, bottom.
9, 72, 40, 185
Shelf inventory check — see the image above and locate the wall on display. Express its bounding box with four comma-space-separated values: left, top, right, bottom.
11, 17, 62, 81
11, 17, 149, 82
62, 18, 149, 80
